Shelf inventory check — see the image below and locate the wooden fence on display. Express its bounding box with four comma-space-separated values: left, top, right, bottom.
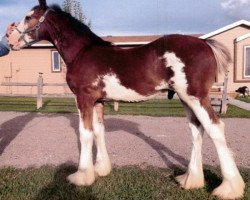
1, 73, 73, 109
0, 73, 228, 113
210, 76, 228, 114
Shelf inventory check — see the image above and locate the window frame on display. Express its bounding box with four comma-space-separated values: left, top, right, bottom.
243, 45, 250, 78
51, 50, 61, 72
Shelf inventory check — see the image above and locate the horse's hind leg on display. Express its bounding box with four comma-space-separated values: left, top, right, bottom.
182, 96, 245, 199
175, 102, 205, 189
93, 102, 111, 177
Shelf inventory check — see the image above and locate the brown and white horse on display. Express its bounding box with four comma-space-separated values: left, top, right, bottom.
9, 0, 245, 199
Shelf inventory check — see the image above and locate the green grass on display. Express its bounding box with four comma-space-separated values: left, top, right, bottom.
0, 164, 249, 200
105, 100, 186, 117
236, 96, 250, 103
0, 97, 249, 117
223, 105, 250, 118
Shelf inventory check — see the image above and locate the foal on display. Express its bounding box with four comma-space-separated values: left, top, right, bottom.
8, 1, 245, 199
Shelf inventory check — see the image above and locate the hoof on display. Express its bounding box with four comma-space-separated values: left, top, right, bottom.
175, 171, 204, 189
94, 159, 112, 177
212, 176, 245, 200
67, 169, 95, 186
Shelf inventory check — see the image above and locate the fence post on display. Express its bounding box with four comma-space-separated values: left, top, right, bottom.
221, 75, 228, 114
114, 101, 119, 111
37, 73, 43, 109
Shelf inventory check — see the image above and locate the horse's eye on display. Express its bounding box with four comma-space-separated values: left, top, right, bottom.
25, 16, 32, 21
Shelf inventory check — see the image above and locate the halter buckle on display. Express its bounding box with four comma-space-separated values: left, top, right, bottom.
39, 16, 45, 23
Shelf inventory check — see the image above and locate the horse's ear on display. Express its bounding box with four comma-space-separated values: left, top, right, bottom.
38, 0, 47, 7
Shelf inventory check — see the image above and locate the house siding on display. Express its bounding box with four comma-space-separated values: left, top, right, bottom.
0, 48, 70, 95
235, 38, 250, 80
209, 26, 250, 93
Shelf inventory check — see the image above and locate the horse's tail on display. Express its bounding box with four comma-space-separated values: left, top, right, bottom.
205, 39, 232, 74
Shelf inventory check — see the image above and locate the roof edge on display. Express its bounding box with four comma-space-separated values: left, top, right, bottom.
200, 19, 250, 39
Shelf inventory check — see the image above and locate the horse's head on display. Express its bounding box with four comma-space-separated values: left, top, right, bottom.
9, 0, 51, 50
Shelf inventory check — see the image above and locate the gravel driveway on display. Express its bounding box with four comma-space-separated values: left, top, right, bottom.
0, 111, 249, 169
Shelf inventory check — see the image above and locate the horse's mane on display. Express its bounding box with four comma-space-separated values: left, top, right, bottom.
34, 4, 112, 47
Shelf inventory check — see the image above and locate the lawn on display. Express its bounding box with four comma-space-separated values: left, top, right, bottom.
0, 97, 249, 118
0, 164, 249, 200
236, 96, 250, 103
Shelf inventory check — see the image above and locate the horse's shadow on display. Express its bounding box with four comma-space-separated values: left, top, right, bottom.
0, 112, 59, 156
64, 114, 188, 168
0, 112, 188, 167
0, 112, 36, 155
35, 163, 98, 200
105, 117, 188, 168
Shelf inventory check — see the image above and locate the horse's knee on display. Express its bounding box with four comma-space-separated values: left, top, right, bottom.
93, 122, 104, 137
188, 123, 203, 141
79, 128, 94, 143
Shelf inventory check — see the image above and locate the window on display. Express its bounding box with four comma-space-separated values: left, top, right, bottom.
244, 46, 250, 77
52, 51, 61, 72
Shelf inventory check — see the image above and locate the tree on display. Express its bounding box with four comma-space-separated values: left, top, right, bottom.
62, 0, 73, 14
62, 0, 91, 26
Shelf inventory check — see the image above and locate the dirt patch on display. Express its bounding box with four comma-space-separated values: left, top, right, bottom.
0, 112, 249, 169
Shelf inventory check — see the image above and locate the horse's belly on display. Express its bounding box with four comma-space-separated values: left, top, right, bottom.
102, 74, 157, 102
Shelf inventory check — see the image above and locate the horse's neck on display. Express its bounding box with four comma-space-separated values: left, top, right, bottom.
46, 19, 92, 66
53, 35, 89, 66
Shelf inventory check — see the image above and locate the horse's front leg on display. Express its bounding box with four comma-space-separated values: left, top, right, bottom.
67, 97, 95, 186
93, 102, 111, 177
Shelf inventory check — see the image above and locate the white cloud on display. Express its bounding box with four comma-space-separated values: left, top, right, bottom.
221, 0, 250, 20
221, 0, 250, 10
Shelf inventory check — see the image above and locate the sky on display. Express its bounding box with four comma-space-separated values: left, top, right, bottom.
1, 0, 250, 37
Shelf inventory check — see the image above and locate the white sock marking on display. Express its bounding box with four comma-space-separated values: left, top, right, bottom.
78, 110, 94, 170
